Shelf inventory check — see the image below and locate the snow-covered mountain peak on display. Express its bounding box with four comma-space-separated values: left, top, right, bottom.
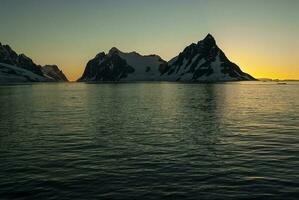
79, 34, 255, 82
163, 34, 255, 82
78, 48, 168, 81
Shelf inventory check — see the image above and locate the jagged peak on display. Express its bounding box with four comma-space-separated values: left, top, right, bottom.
95, 52, 106, 58
205, 33, 215, 39
109, 47, 121, 55
1, 44, 13, 53
3, 44, 12, 49
201, 33, 216, 46
106, 48, 164, 60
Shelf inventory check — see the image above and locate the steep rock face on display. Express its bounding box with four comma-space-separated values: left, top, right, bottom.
163, 34, 255, 81
42, 65, 68, 81
78, 51, 134, 81
0, 43, 43, 76
78, 48, 168, 81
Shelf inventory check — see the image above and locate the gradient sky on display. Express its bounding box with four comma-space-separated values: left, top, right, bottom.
0, 0, 298, 81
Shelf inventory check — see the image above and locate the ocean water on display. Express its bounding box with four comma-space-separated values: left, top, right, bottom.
0, 82, 298, 200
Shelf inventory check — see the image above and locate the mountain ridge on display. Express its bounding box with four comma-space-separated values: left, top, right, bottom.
0, 43, 68, 82
79, 34, 255, 82
78, 48, 168, 82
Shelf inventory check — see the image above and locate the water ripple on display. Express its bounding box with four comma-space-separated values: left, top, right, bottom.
0, 82, 298, 199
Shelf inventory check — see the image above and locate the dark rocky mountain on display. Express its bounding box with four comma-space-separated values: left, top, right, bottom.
78, 47, 167, 81
42, 65, 68, 82
79, 34, 255, 82
78, 51, 134, 81
0, 43, 43, 76
163, 34, 255, 81
0, 42, 68, 82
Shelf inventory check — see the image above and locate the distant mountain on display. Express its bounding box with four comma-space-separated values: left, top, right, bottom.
79, 34, 255, 82
42, 65, 68, 82
258, 78, 299, 82
0, 42, 68, 83
78, 47, 168, 81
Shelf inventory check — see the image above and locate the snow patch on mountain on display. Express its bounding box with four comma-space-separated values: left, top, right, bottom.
114, 49, 165, 81
162, 34, 255, 82
0, 42, 68, 82
79, 34, 255, 82
0, 63, 49, 83
78, 48, 168, 81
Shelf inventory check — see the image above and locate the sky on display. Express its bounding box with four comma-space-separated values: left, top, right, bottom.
0, 0, 298, 81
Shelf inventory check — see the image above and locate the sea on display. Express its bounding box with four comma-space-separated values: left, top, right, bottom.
0, 81, 298, 199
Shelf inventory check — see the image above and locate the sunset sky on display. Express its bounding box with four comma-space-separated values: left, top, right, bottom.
0, 0, 298, 81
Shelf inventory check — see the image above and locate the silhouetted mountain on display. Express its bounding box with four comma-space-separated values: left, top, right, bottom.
78, 47, 168, 81
79, 34, 255, 82
42, 65, 68, 82
162, 34, 255, 81
0, 42, 68, 82
0, 43, 43, 76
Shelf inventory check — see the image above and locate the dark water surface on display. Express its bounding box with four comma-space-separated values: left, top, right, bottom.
0, 82, 298, 200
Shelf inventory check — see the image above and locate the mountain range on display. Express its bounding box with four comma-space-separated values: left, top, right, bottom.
78, 34, 255, 82
0, 43, 68, 83
0, 34, 255, 83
